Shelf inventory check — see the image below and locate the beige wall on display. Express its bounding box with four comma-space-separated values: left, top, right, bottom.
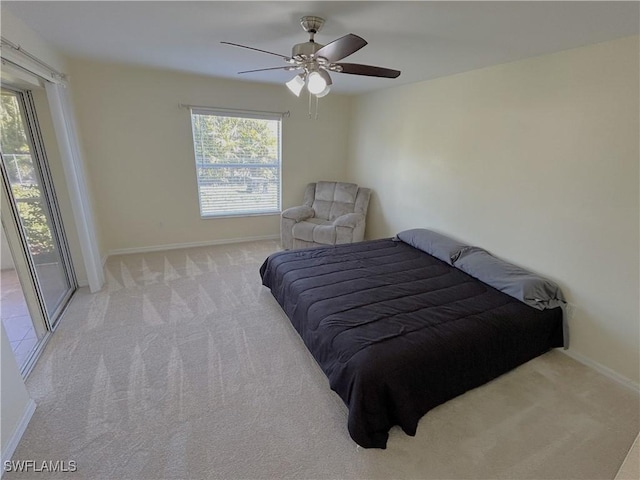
347, 36, 640, 385
0, 324, 33, 460
67, 59, 351, 253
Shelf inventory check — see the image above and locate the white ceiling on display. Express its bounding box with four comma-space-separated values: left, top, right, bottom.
3, 1, 639, 94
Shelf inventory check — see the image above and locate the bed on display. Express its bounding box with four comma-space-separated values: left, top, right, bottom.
259, 231, 565, 449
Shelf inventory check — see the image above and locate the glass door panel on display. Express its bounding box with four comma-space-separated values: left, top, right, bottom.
1, 223, 44, 368
1, 88, 74, 326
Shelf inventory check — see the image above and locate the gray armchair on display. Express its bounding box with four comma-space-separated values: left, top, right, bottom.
281, 181, 371, 250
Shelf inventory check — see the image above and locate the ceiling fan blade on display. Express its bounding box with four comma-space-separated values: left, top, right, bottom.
237, 66, 296, 74
314, 34, 367, 62
221, 41, 291, 61
335, 63, 401, 78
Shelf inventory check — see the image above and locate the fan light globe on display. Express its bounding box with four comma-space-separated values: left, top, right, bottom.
286, 74, 305, 97
316, 85, 331, 98
307, 71, 327, 95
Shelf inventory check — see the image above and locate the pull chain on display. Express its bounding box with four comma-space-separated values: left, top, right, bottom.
307, 92, 321, 119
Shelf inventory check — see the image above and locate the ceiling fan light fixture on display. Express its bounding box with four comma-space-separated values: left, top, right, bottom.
315, 85, 331, 98
307, 69, 331, 95
222, 16, 401, 113
286, 73, 305, 96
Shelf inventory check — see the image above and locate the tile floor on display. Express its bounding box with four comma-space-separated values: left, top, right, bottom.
1, 268, 39, 368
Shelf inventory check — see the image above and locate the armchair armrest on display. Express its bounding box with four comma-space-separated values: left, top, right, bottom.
332, 213, 365, 229
282, 205, 314, 222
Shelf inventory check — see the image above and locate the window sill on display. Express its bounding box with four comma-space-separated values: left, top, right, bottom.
200, 211, 281, 220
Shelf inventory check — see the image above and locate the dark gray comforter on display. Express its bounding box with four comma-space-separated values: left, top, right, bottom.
259, 238, 563, 448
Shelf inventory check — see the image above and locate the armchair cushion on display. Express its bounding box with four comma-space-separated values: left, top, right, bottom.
313, 181, 360, 221
292, 219, 335, 245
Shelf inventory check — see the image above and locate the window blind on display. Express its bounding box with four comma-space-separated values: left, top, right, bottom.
189, 108, 282, 217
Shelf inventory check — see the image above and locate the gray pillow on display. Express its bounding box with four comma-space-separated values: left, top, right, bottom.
454, 247, 566, 310
396, 228, 468, 265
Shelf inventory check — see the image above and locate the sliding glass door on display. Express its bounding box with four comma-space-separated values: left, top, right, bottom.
1, 86, 76, 372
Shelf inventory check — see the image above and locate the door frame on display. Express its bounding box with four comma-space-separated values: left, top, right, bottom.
1, 84, 77, 374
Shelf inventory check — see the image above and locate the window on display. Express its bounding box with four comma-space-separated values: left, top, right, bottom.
189, 108, 282, 217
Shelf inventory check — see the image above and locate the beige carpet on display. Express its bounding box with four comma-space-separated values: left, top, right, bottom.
8, 240, 639, 479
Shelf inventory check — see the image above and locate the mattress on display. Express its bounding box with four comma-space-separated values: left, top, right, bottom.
259, 238, 564, 448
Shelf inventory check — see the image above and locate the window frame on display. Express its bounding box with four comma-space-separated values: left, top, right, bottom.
188, 107, 283, 219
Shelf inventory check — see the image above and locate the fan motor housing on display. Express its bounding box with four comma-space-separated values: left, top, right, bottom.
292, 41, 324, 59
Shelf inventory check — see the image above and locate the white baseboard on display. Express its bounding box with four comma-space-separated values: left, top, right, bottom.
1, 399, 36, 477
106, 234, 280, 258
560, 349, 640, 394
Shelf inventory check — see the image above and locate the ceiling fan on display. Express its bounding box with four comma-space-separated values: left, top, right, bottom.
221, 16, 401, 99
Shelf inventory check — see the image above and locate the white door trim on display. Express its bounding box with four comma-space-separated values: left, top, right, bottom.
44, 83, 104, 292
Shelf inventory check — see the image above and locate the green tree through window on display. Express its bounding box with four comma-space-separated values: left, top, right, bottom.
1, 92, 54, 255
